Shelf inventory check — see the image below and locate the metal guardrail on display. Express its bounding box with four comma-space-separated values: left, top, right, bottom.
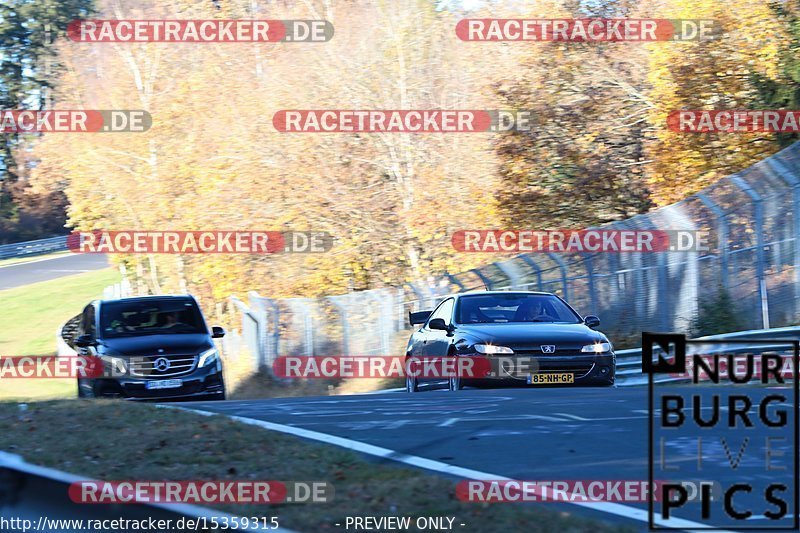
0, 236, 68, 260
0, 451, 295, 532
614, 326, 800, 386
56, 315, 81, 357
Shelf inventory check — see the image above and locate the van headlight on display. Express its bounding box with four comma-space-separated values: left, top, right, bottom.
99, 355, 127, 374
198, 348, 219, 367
581, 342, 612, 353
474, 344, 514, 355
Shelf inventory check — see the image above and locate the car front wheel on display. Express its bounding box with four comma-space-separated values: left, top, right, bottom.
406, 357, 419, 392
448, 356, 463, 391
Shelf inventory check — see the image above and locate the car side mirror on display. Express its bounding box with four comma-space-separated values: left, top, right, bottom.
74, 334, 96, 347
428, 318, 449, 331
211, 326, 226, 338
584, 315, 600, 329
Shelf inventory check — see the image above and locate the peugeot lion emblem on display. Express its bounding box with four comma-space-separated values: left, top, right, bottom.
154, 357, 171, 372
540, 345, 556, 353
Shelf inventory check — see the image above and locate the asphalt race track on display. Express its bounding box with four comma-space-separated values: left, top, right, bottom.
0, 253, 109, 290
186, 385, 797, 531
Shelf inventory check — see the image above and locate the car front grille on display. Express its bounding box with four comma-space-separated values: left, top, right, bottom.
129, 354, 198, 377
512, 348, 585, 356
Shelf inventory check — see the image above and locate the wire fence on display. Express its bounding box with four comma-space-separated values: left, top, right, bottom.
223, 142, 800, 372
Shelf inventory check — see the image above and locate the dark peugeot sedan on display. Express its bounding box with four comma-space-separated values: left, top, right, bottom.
405, 291, 615, 392
73, 295, 226, 400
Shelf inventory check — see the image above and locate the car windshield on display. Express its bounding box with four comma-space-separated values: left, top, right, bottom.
99, 299, 206, 338
457, 294, 582, 324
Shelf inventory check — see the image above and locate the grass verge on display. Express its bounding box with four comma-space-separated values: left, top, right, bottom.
0, 401, 632, 533
0, 268, 120, 400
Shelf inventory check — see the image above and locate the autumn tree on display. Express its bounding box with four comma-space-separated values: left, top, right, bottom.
30, 0, 505, 301
0, 0, 94, 242
642, 0, 795, 204
491, 0, 654, 228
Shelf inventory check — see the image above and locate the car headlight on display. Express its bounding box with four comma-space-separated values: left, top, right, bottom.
581, 342, 612, 353
474, 344, 514, 355
198, 348, 219, 368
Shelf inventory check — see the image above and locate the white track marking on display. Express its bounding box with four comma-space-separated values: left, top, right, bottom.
554, 412, 591, 421
165, 405, 727, 531
0, 253, 72, 269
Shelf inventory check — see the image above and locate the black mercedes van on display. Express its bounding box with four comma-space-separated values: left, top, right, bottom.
72, 295, 226, 401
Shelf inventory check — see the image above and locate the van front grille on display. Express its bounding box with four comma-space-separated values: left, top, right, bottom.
129, 354, 198, 377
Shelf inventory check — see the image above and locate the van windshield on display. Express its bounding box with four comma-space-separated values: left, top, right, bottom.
100, 299, 206, 338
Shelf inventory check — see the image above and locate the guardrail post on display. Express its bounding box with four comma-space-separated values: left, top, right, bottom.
765, 157, 800, 317
546, 253, 569, 300
404, 282, 427, 312
643, 215, 672, 332
470, 268, 494, 291
327, 295, 350, 355
496, 259, 524, 290
616, 219, 646, 321
248, 291, 280, 370
396, 287, 406, 331
657, 251, 671, 331
580, 253, 599, 314
730, 175, 769, 329
366, 290, 391, 355
229, 296, 260, 372
696, 192, 729, 290
445, 273, 465, 292
518, 255, 543, 291
286, 298, 314, 356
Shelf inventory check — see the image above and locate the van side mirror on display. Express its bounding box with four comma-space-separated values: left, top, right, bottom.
211, 326, 226, 338
74, 334, 96, 347
584, 315, 600, 329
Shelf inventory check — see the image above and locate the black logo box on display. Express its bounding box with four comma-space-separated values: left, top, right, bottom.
643, 332, 799, 531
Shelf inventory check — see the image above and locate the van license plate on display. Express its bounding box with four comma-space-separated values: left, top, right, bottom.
145, 379, 182, 390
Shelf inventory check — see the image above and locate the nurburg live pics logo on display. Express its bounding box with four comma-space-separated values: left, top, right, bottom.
643, 332, 799, 530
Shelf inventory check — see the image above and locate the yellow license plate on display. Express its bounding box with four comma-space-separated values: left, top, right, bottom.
528, 373, 574, 384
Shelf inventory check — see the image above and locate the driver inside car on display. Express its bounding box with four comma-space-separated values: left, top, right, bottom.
513, 299, 555, 322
